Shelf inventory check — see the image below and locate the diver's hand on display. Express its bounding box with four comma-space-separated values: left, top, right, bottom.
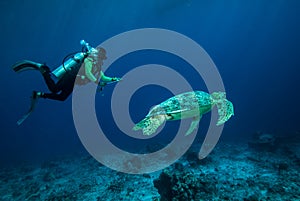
111, 77, 122, 82
96, 77, 121, 92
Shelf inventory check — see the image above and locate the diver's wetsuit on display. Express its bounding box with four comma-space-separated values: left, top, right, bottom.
40, 61, 83, 101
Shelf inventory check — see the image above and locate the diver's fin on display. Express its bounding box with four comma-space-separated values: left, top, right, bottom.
186, 115, 201, 136
12, 60, 44, 73
17, 111, 32, 126
17, 92, 39, 125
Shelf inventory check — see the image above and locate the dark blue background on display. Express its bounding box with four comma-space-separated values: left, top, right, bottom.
0, 0, 299, 165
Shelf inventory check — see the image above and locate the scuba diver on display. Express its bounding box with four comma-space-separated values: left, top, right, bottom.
12, 40, 121, 125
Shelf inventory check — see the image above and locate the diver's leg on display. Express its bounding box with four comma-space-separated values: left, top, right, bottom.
41, 91, 71, 101
36, 74, 75, 101
12, 60, 61, 93
40, 80, 73, 101
40, 66, 60, 93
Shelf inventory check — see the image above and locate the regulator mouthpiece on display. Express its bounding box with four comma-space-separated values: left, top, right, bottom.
80, 40, 93, 53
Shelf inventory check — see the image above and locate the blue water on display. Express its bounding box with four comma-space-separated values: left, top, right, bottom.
0, 0, 299, 166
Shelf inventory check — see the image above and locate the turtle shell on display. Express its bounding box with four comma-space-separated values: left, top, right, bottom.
146, 91, 213, 120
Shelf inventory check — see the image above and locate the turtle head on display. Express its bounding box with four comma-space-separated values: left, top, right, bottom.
216, 100, 234, 126
210, 92, 226, 104
146, 105, 165, 117
210, 92, 234, 125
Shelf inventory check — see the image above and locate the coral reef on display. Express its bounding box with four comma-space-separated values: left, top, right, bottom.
0, 134, 299, 200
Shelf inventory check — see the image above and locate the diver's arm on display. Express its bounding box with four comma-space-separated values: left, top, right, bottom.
84, 58, 98, 83
100, 71, 116, 83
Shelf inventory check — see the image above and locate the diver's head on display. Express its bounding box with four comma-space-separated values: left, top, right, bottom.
96, 47, 107, 60
88, 46, 107, 67
89, 46, 107, 61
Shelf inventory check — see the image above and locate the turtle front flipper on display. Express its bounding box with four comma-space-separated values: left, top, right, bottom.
133, 115, 166, 135
186, 115, 202, 136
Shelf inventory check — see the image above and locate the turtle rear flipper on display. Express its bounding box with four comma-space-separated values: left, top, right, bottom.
133, 115, 166, 135
215, 100, 234, 126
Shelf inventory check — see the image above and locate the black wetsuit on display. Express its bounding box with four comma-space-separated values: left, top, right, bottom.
41, 60, 84, 101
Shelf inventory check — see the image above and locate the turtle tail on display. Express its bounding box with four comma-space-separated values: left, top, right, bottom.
133, 115, 166, 135
211, 92, 234, 126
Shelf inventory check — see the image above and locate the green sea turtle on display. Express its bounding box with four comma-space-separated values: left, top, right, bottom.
133, 91, 234, 136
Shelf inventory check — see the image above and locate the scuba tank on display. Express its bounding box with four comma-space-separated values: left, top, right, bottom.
52, 40, 93, 79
